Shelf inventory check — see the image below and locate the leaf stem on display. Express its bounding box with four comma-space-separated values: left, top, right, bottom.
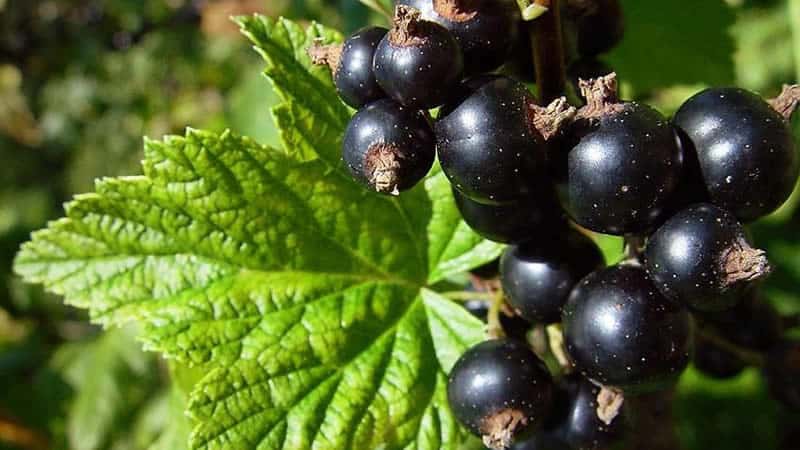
487, 289, 506, 339
530, 0, 568, 104
441, 290, 494, 302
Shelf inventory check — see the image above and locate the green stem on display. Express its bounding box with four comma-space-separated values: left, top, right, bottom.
441, 291, 494, 302
487, 290, 506, 339
790, 0, 800, 81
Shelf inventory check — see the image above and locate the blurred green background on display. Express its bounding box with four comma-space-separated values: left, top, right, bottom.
0, 1, 798, 449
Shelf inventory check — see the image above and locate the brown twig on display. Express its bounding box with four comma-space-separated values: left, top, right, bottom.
531, 0, 567, 104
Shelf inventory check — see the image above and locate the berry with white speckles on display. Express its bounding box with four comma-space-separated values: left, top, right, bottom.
373, 5, 463, 109
447, 338, 554, 449
674, 87, 800, 222
562, 265, 692, 392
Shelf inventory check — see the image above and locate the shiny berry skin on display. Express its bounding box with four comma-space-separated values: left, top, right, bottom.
448, 339, 554, 448
342, 99, 435, 194
333, 27, 388, 108
693, 333, 745, 379
764, 341, 800, 410
438, 76, 544, 204
560, 376, 625, 450
453, 187, 566, 244
559, 102, 683, 235
644, 203, 770, 312
396, 0, 520, 74
501, 228, 604, 324
673, 87, 800, 222
373, 6, 463, 109
562, 265, 692, 392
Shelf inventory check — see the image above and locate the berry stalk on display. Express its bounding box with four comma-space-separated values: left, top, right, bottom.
530, 0, 568, 104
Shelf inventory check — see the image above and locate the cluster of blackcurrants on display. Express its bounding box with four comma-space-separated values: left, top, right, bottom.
310, 0, 800, 449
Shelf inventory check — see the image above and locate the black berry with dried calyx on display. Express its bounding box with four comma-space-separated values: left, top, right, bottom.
373, 5, 463, 109
556, 73, 683, 235
447, 338, 554, 449
673, 85, 800, 222
397, 0, 520, 74
645, 203, 771, 312
309, 27, 388, 108
342, 99, 435, 194
438, 75, 575, 204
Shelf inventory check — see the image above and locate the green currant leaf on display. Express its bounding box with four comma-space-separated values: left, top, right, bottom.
14, 16, 503, 450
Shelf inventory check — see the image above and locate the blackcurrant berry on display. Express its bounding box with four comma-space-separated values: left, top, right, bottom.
396, 0, 520, 74
562, 265, 692, 392
373, 6, 463, 109
644, 203, 771, 312
501, 228, 605, 324
557, 74, 683, 235
673, 87, 800, 222
563, 0, 625, 58
560, 376, 625, 450
448, 338, 554, 449
437, 76, 559, 204
342, 99, 435, 194
453, 187, 566, 244
764, 341, 800, 411
308, 27, 388, 109
692, 333, 745, 379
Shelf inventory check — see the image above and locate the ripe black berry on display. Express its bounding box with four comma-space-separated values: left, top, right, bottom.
693, 333, 745, 379
453, 187, 566, 244
673, 87, 800, 221
501, 228, 604, 324
373, 6, 463, 109
764, 341, 800, 410
644, 203, 771, 312
560, 376, 625, 450
309, 27, 388, 109
396, 0, 520, 74
558, 74, 683, 235
438, 76, 567, 204
562, 265, 692, 392
448, 338, 554, 449
342, 99, 435, 194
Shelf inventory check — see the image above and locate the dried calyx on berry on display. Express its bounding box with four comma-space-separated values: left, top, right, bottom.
447, 339, 554, 449
645, 203, 771, 312
342, 99, 435, 194
308, 27, 388, 108
373, 5, 463, 109
556, 73, 683, 235
437, 75, 575, 205
397, 0, 521, 74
